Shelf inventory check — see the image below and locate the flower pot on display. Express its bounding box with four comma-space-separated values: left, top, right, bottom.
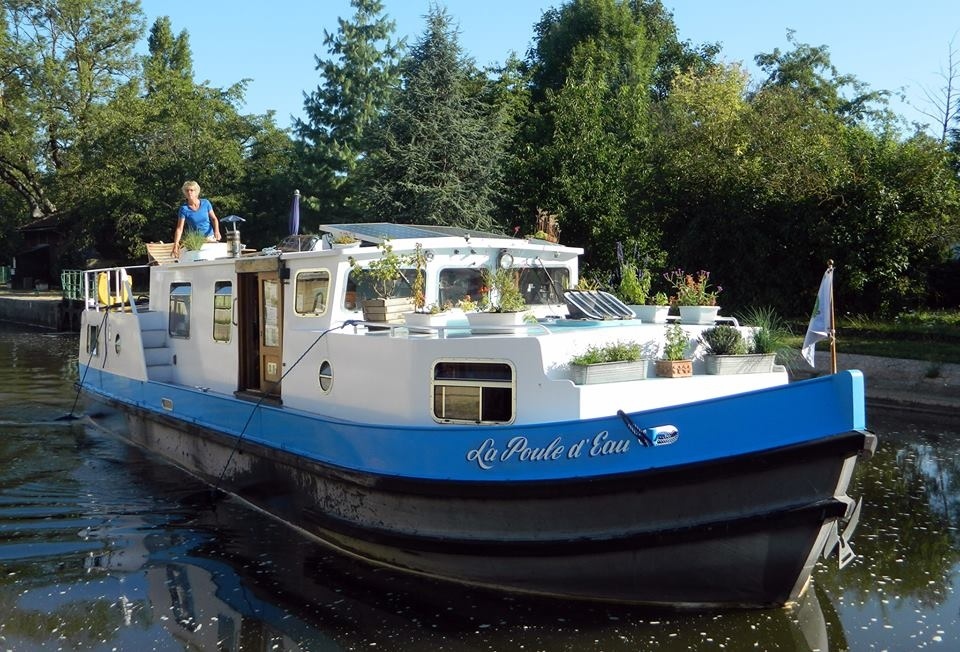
179, 242, 229, 262
466, 311, 528, 334
631, 305, 669, 323
361, 298, 415, 323
571, 360, 648, 385
403, 311, 450, 329
679, 305, 720, 325
705, 353, 776, 375
655, 359, 693, 378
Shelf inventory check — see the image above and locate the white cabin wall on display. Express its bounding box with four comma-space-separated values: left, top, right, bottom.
152, 260, 239, 394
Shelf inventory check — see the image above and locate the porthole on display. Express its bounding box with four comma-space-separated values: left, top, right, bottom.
318, 360, 333, 393
114, 333, 121, 355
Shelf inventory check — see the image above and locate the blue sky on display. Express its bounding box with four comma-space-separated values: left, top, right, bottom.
138, 0, 959, 135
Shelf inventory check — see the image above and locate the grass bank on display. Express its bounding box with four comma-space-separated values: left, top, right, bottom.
786, 310, 960, 365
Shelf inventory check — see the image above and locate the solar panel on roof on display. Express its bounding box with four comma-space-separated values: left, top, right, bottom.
322, 223, 510, 242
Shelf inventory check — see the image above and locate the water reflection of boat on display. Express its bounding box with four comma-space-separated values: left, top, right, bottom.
77, 223, 876, 608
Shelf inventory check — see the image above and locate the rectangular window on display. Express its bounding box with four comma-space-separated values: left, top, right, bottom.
168, 283, 191, 338
347, 267, 415, 306
432, 361, 514, 424
86, 324, 99, 356
294, 270, 331, 315
213, 281, 232, 342
518, 267, 569, 305
438, 268, 484, 307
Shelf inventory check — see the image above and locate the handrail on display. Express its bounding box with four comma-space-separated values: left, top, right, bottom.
82, 264, 151, 313
345, 319, 553, 338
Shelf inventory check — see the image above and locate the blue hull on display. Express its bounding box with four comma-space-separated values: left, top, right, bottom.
80, 369, 873, 607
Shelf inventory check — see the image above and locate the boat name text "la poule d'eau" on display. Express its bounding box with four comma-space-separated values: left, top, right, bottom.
466, 432, 630, 471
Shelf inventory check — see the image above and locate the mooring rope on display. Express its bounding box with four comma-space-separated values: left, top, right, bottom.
212, 320, 360, 494
61, 309, 110, 421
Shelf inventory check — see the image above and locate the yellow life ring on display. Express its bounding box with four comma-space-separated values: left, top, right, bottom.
97, 269, 130, 306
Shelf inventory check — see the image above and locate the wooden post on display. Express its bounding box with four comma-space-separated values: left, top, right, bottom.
828, 260, 837, 374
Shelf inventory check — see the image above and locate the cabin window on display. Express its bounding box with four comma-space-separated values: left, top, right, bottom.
432, 361, 514, 424
168, 283, 192, 338
518, 267, 569, 305
438, 268, 483, 307
295, 270, 331, 316
346, 267, 415, 308
213, 281, 233, 342
86, 324, 99, 356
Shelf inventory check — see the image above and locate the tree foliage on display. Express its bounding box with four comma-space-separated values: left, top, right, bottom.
356, 6, 505, 230
295, 0, 403, 222
0, 0, 142, 217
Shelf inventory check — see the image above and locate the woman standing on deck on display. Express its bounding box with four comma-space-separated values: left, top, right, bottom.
172, 180, 221, 257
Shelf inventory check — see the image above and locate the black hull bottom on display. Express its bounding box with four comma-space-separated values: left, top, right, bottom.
87, 398, 873, 608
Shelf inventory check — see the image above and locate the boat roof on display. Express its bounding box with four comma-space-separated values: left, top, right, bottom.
318, 222, 581, 253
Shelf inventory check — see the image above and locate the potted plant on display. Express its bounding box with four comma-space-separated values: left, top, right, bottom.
570, 340, 648, 385
178, 230, 215, 261
349, 241, 414, 323
699, 324, 762, 374
664, 268, 721, 325
331, 233, 360, 249
403, 243, 449, 328
656, 323, 693, 377
466, 267, 531, 333
740, 306, 797, 369
634, 292, 670, 324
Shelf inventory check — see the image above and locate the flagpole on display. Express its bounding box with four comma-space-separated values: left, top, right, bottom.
828, 259, 837, 374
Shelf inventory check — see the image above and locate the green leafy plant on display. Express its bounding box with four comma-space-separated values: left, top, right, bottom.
664, 268, 721, 306
739, 306, 792, 355
180, 229, 208, 251
481, 267, 527, 313
457, 295, 479, 312
617, 263, 651, 305
332, 233, 359, 244
411, 242, 427, 311
349, 240, 409, 300
699, 324, 748, 355
649, 291, 669, 306
571, 341, 643, 366
662, 324, 690, 361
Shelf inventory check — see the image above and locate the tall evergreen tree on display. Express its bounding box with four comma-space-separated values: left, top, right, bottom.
296, 0, 403, 222
357, 6, 505, 230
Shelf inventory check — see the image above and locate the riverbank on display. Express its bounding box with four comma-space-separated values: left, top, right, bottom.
0, 289, 80, 330
792, 352, 960, 418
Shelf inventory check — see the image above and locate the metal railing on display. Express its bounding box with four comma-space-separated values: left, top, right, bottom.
60, 269, 84, 300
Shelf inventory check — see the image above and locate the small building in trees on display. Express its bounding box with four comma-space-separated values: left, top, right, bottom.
12, 213, 71, 290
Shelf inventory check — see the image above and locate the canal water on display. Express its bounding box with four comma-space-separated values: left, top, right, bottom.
0, 323, 957, 651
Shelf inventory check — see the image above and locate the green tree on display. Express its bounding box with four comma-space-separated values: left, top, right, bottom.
296, 0, 403, 223
357, 6, 505, 230
517, 0, 659, 270
0, 0, 143, 217
73, 16, 290, 261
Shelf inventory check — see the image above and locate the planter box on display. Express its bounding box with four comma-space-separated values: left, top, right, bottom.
655, 359, 693, 378
362, 298, 415, 323
571, 360, 649, 385
630, 305, 670, 323
332, 241, 360, 249
466, 311, 528, 334
403, 311, 450, 329
179, 242, 230, 262
705, 353, 776, 375
678, 305, 720, 325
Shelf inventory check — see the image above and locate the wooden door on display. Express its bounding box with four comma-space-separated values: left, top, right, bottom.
258, 271, 283, 395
